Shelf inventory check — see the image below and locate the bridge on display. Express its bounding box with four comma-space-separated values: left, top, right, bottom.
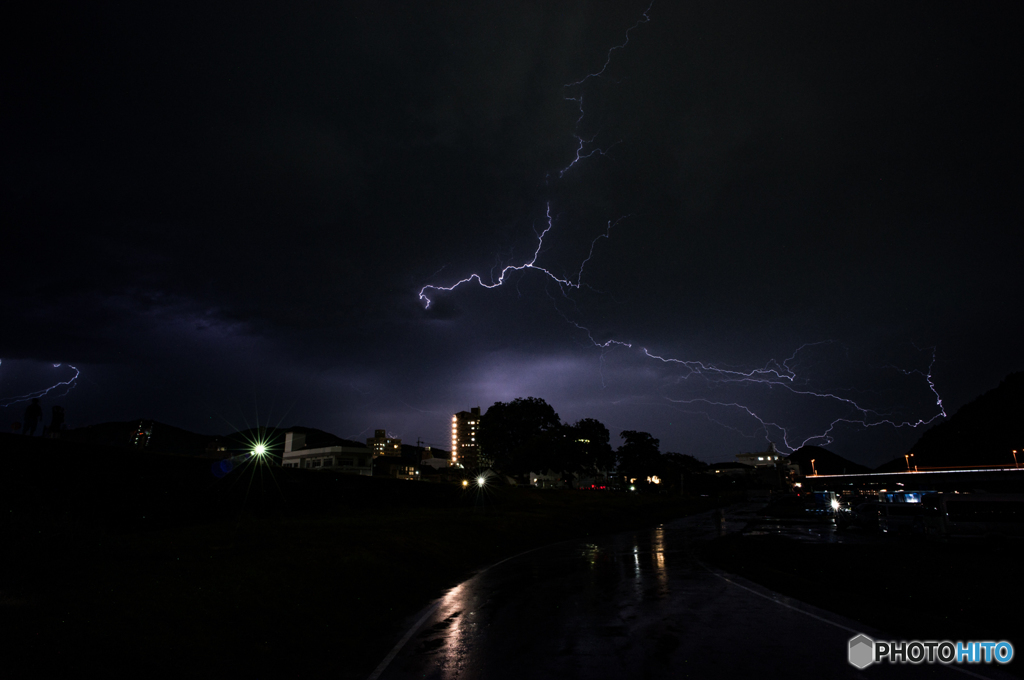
800, 465, 1024, 494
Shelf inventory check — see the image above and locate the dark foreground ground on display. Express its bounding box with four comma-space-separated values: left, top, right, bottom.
0, 434, 722, 678
3, 433, 1019, 678
375, 507, 1016, 680
700, 529, 1024, 677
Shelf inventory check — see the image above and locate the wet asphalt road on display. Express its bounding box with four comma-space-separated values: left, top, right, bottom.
372, 507, 1012, 680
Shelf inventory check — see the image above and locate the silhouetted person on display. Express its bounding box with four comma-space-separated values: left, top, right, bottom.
22, 399, 42, 436
49, 405, 65, 438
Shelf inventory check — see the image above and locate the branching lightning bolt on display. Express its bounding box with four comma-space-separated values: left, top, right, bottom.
565, 2, 653, 89
418, 204, 626, 309
0, 360, 81, 408
654, 345, 947, 451
419, 4, 649, 308
414, 2, 948, 453
558, 1, 652, 178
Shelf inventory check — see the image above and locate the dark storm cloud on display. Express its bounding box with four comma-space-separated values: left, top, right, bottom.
4, 1, 1020, 464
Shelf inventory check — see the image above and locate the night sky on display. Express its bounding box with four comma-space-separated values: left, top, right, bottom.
4, 1, 1020, 467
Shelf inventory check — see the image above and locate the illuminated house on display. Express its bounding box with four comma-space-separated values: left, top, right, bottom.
366, 429, 402, 458
280, 431, 372, 476
733, 442, 800, 488
450, 407, 487, 470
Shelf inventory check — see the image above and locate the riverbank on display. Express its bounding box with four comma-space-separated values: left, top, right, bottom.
1, 434, 721, 678
699, 532, 1022, 676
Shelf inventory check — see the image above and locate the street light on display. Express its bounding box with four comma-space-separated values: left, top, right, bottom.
1013, 450, 1019, 469
810, 458, 817, 476
904, 453, 914, 470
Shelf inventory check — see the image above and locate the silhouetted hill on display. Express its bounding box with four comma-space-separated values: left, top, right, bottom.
228, 425, 368, 451
0, 432, 466, 532
62, 420, 214, 456
217, 426, 368, 464
789, 445, 872, 476
61, 421, 369, 460
876, 372, 1024, 472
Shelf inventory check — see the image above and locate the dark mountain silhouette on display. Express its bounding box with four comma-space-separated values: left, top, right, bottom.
228, 425, 367, 451
61, 421, 368, 459
789, 445, 872, 476
62, 420, 213, 456
876, 372, 1024, 472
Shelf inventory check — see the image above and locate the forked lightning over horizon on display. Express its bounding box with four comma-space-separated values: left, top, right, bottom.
417, 1, 946, 452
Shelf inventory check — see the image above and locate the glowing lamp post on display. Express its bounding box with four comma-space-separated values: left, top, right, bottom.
810, 458, 817, 476
1013, 450, 1019, 469
904, 453, 914, 471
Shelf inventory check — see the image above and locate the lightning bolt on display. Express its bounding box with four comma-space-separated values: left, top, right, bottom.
418, 204, 626, 309
420, 4, 651, 308
558, 1, 652, 178
414, 2, 948, 453
420, 3, 653, 308
565, 2, 654, 88
658, 346, 947, 451
0, 360, 81, 408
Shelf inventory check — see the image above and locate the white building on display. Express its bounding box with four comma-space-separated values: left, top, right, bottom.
280, 431, 372, 476
737, 442, 784, 468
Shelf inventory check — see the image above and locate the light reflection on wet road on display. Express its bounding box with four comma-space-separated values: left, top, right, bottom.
374, 506, 1010, 680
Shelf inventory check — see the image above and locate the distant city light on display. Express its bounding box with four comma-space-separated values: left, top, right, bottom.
253, 443, 267, 456
462, 480, 469, 488
477, 476, 486, 487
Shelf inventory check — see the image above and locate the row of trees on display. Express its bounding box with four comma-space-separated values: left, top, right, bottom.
477, 396, 706, 491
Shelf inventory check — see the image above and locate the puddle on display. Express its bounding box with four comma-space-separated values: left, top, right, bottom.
740, 517, 884, 544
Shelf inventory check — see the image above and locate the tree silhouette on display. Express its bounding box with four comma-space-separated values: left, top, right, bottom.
479, 397, 561, 478
617, 430, 662, 490
564, 418, 615, 475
